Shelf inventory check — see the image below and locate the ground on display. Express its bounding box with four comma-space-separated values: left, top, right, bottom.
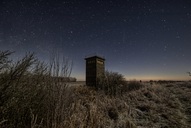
67, 81, 191, 128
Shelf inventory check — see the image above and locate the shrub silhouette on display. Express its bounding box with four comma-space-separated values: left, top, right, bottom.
97, 71, 144, 96
97, 71, 127, 96
0, 51, 73, 127
126, 80, 144, 92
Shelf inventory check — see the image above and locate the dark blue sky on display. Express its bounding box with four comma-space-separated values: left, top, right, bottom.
1, 0, 191, 80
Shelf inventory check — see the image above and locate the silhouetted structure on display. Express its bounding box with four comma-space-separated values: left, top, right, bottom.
85, 56, 105, 86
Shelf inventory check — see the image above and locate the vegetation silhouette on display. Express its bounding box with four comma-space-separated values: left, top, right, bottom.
0, 51, 191, 128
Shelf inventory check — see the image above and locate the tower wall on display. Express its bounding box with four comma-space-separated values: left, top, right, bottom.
85, 56, 105, 86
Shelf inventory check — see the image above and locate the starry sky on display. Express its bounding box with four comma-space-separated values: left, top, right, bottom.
1, 0, 191, 81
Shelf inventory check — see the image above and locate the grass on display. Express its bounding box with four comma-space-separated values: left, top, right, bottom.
0, 51, 191, 127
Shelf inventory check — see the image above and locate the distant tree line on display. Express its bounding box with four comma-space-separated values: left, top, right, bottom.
51, 76, 77, 82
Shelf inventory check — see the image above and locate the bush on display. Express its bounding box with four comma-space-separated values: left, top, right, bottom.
97, 72, 144, 96
0, 51, 73, 127
125, 80, 144, 92
97, 71, 127, 96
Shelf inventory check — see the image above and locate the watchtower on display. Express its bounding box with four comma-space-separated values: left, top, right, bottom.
85, 56, 105, 86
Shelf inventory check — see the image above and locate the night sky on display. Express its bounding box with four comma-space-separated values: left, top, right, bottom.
1, 0, 191, 81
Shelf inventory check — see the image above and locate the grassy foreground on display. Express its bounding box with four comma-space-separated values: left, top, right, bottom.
0, 51, 191, 127
1, 81, 191, 128
54, 81, 191, 128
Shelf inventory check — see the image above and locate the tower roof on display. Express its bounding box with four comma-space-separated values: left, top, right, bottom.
85, 55, 105, 60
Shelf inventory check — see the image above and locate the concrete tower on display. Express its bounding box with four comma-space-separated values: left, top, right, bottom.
85, 56, 105, 86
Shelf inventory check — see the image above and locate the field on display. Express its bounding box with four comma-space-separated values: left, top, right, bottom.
67, 81, 85, 86
2, 80, 191, 127
1, 51, 191, 127
65, 81, 191, 128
